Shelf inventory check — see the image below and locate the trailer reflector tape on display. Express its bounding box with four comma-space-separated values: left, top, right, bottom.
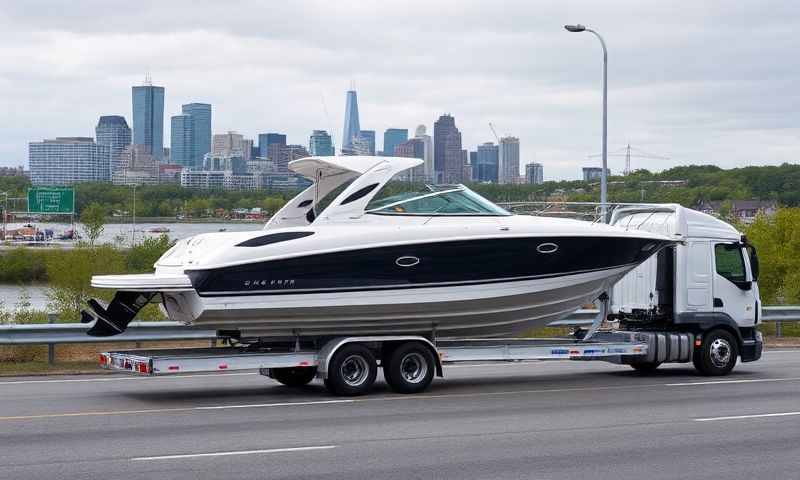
218, 364, 228, 370
168, 365, 180, 371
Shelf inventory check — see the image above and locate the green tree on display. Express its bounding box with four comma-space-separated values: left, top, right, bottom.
744, 208, 800, 304
80, 202, 107, 246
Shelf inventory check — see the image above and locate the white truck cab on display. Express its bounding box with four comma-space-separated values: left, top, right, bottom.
609, 204, 763, 373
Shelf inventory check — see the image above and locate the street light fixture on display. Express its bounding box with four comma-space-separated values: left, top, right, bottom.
564, 23, 608, 221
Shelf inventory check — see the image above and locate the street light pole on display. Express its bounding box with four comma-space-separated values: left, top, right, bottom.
131, 184, 137, 247
565, 24, 608, 221
1, 191, 7, 241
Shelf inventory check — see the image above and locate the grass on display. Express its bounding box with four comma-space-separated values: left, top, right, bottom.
0, 360, 102, 376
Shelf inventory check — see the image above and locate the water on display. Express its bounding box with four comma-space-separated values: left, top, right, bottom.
0, 221, 266, 312
2, 221, 264, 246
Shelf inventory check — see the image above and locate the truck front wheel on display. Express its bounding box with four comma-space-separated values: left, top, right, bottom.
270, 367, 317, 387
693, 329, 738, 376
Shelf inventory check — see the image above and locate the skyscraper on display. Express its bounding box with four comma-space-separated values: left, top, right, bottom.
181, 103, 211, 167
414, 125, 434, 181
433, 114, 463, 184
95, 115, 131, 179
342, 90, 360, 154
170, 114, 193, 167
475, 142, 499, 183
526, 162, 544, 184
394, 137, 426, 181
213, 131, 245, 156
258, 133, 287, 158
29, 137, 110, 185
383, 128, 408, 157
358, 130, 375, 155
309, 130, 334, 156
499, 136, 520, 184
132, 80, 165, 162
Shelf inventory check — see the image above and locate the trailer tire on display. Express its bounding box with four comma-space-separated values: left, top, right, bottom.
270, 367, 317, 387
325, 343, 377, 396
383, 342, 435, 394
693, 329, 738, 376
629, 361, 661, 373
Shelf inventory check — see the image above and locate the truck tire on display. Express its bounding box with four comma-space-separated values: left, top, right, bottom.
324, 343, 377, 396
383, 342, 435, 394
629, 361, 662, 373
693, 329, 738, 376
270, 367, 317, 387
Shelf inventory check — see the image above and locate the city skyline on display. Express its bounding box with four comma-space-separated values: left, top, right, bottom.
2, 2, 799, 180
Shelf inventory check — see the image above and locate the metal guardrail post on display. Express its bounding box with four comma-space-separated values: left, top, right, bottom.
776, 320, 782, 338
47, 313, 57, 365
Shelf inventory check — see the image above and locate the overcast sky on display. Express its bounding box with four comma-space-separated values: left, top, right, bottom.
1, 1, 798, 180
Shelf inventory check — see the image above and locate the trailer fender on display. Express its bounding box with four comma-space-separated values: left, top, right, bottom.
318, 336, 442, 380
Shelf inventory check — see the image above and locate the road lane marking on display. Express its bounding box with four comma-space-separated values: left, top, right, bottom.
0, 372, 258, 385
196, 400, 354, 410
0, 399, 353, 421
666, 377, 800, 386
132, 445, 336, 461
695, 411, 800, 422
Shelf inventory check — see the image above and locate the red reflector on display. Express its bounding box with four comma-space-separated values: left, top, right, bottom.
168, 365, 180, 371
299, 361, 309, 366
218, 364, 228, 370
99, 354, 106, 365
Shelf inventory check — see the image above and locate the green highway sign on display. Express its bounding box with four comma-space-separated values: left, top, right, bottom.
27, 187, 75, 214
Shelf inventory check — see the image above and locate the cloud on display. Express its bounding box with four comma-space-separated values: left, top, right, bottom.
1, 0, 798, 180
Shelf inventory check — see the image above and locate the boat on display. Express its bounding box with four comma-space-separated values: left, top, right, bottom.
82, 156, 674, 339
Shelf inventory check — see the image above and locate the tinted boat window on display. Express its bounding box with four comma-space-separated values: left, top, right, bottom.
368, 186, 510, 216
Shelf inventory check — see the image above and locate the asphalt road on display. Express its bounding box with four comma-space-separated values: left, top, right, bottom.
1, 351, 799, 480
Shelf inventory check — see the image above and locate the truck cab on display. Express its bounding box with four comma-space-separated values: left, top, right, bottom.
609, 204, 762, 373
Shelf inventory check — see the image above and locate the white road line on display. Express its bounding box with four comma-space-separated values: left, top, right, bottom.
694, 411, 800, 422
132, 445, 336, 461
0, 372, 258, 385
196, 400, 354, 410
666, 377, 800, 386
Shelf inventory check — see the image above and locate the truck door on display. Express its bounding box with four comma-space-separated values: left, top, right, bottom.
712, 243, 756, 326
685, 241, 713, 311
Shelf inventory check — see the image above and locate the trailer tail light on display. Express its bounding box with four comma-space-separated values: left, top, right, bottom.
98, 354, 107, 366
137, 362, 150, 374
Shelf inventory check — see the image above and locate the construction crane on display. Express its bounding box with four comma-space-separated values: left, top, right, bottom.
588, 144, 669, 176
488, 122, 501, 144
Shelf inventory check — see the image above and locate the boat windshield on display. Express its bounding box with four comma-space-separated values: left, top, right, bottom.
365, 184, 511, 216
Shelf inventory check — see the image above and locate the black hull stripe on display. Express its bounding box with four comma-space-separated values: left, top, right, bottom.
195, 262, 636, 298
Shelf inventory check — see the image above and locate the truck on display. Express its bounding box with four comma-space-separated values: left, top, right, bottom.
99, 204, 762, 396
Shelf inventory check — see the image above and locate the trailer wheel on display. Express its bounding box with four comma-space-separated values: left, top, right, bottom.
693, 329, 738, 376
383, 342, 435, 394
629, 361, 661, 373
270, 367, 317, 387
325, 344, 377, 396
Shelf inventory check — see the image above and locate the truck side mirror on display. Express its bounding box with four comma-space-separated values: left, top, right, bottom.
746, 245, 759, 282
733, 280, 752, 291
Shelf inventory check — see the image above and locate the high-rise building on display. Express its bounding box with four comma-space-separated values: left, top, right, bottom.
29, 137, 110, 185
170, 114, 193, 167
309, 130, 334, 156
462, 150, 472, 183
433, 114, 463, 184
181, 103, 211, 167
258, 133, 287, 158
132, 80, 165, 161
475, 142, 499, 183
394, 137, 426, 181
242, 139, 254, 162
499, 136, 520, 184
213, 131, 245, 156
414, 125, 434, 181
526, 162, 544, 184
95, 115, 131, 180
582, 167, 610, 182
341, 90, 361, 154
383, 128, 408, 157
113, 144, 159, 185
358, 130, 375, 155
268, 144, 310, 173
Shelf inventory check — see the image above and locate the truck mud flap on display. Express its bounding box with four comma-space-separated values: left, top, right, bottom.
83, 292, 155, 337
